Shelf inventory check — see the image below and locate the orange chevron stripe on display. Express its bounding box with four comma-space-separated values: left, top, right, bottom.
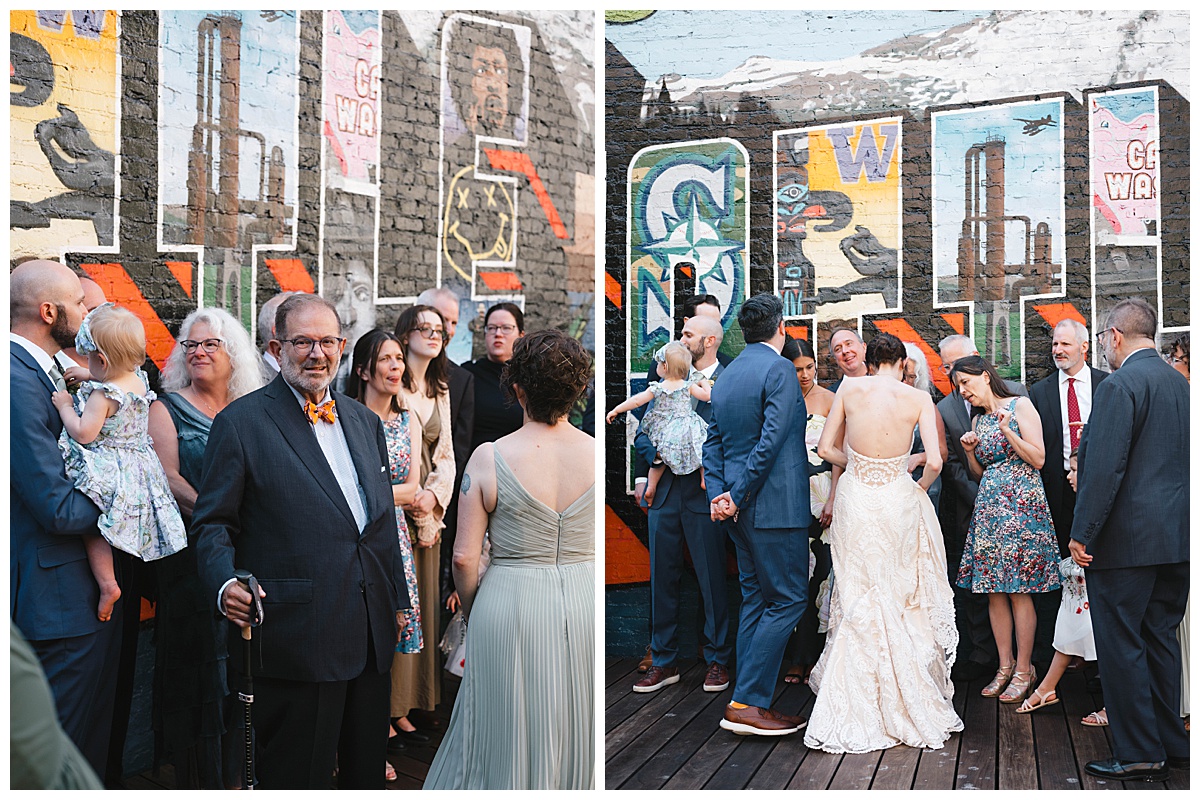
1033, 302, 1087, 330
605, 272, 622, 309
265, 258, 315, 293
165, 261, 193, 299
872, 318, 954, 396
939, 312, 965, 335
606, 504, 649, 584
79, 263, 177, 369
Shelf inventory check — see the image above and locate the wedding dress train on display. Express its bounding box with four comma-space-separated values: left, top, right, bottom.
804, 444, 963, 753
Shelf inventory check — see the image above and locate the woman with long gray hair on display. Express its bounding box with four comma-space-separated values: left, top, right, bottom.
147, 306, 264, 788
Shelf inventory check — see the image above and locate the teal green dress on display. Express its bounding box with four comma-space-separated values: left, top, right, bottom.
424, 450, 595, 789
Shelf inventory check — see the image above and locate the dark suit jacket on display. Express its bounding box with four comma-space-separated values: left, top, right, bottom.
193, 374, 409, 683
938, 378, 1027, 539
10, 347, 104, 640
446, 361, 475, 489
703, 343, 809, 530
1070, 349, 1189, 569
636, 363, 723, 514
1029, 367, 1108, 546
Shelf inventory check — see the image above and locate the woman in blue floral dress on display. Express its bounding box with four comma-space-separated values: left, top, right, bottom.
951, 356, 1061, 706
347, 329, 424, 780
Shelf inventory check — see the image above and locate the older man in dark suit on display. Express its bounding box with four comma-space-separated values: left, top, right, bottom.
936, 334, 1027, 678
9, 259, 121, 776
194, 294, 409, 789
705, 293, 809, 736
1029, 319, 1108, 556
1071, 298, 1189, 783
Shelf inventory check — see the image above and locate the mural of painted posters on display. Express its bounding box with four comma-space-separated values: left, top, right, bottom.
1090, 87, 1160, 243
932, 99, 1066, 306
323, 10, 381, 193
438, 14, 532, 294
627, 139, 750, 378
10, 10, 119, 257
158, 10, 300, 313
774, 118, 902, 322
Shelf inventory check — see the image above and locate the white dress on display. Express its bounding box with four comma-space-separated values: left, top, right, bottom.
1053, 558, 1096, 659
805, 444, 963, 754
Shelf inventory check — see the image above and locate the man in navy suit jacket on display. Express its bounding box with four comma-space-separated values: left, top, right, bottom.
9, 259, 122, 776
1070, 298, 1189, 783
631, 314, 732, 695
704, 293, 809, 736
193, 294, 409, 789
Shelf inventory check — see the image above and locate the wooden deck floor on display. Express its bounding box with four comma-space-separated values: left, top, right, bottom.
605, 658, 1190, 790
124, 674, 459, 790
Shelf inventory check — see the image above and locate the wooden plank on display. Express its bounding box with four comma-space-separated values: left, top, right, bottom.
704, 735, 778, 790
607, 657, 640, 689
997, 691, 1037, 790
743, 685, 817, 789
121, 775, 168, 790
605, 660, 704, 735
1059, 672, 1120, 790
1165, 766, 1189, 791
912, 678, 968, 790
828, 750, 882, 790
788, 749, 842, 789
955, 678, 998, 790
616, 679, 731, 789
1030, 686, 1081, 789
390, 753, 430, 781
872, 744, 921, 790
606, 674, 723, 787
605, 661, 707, 761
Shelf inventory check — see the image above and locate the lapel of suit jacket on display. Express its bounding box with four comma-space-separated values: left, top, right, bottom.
11, 343, 57, 395
695, 361, 723, 420
949, 389, 972, 432
1043, 373, 1063, 452
263, 375, 357, 528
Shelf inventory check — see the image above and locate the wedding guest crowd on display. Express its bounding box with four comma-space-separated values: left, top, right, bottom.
608, 293, 1188, 780
10, 259, 596, 790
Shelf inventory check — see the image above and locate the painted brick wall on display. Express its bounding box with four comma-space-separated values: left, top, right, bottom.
603, 10, 1189, 655
11, 9, 596, 370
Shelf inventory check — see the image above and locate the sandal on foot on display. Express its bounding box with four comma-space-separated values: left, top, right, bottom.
981, 664, 1016, 698
385, 760, 396, 782
1081, 709, 1108, 727
1015, 687, 1059, 714
1000, 668, 1037, 704
784, 665, 805, 685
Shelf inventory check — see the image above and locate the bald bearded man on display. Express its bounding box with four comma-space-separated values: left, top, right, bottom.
10, 259, 122, 776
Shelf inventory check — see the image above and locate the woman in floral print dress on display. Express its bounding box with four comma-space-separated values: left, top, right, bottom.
951, 356, 1061, 707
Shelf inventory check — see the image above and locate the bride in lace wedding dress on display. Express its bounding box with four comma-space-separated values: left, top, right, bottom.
804, 334, 963, 754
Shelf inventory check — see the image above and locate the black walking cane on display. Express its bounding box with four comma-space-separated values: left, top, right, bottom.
233, 569, 264, 790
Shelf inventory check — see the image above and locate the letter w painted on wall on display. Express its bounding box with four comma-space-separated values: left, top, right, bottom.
826, 124, 899, 183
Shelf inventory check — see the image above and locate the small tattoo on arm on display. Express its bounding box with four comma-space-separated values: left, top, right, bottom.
461, 473, 472, 495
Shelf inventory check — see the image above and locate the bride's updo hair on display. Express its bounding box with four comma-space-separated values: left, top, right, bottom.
865, 332, 906, 369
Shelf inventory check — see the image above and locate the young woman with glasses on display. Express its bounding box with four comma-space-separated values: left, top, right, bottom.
463, 302, 526, 452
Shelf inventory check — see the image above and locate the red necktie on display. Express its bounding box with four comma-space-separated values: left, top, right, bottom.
305, 399, 337, 425
1066, 378, 1081, 449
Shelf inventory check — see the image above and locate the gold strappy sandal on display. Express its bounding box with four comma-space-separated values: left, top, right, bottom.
981, 663, 1016, 697
1000, 668, 1037, 704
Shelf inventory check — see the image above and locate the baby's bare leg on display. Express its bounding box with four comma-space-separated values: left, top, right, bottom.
83, 535, 121, 622
646, 464, 665, 503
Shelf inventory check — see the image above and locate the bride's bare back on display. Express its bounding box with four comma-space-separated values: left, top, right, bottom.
830, 375, 934, 460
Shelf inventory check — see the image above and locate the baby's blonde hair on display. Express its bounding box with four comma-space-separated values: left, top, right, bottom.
660, 341, 693, 380
88, 305, 146, 372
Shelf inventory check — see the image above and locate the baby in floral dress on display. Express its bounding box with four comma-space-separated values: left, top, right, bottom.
52, 304, 186, 621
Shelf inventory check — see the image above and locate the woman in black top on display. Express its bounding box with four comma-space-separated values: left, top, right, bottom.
463, 302, 526, 451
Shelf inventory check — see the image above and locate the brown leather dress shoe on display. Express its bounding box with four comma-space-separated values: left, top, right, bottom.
703, 662, 730, 692
633, 665, 680, 693
637, 645, 653, 673
720, 704, 806, 736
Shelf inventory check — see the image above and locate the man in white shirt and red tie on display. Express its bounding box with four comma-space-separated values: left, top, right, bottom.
1029, 319, 1109, 557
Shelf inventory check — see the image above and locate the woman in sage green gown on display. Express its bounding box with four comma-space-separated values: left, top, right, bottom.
425, 330, 595, 790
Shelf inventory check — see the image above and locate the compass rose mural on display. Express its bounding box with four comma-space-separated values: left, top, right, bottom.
626, 139, 749, 377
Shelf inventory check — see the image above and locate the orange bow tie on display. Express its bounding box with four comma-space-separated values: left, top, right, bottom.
304, 399, 337, 425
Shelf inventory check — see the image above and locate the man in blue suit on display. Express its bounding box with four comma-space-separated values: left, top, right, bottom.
1070, 298, 1189, 783
10, 259, 122, 775
704, 293, 809, 736
632, 314, 732, 694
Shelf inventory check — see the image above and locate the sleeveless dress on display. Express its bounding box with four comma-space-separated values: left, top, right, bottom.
1053, 557, 1095, 660
152, 392, 231, 788
59, 373, 186, 560
383, 412, 422, 653
639, 381, 707, 475
956, 399, 1061, 594
805, 444, 962, 753
424, 450, 595, 789
393, 400, 442, 715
